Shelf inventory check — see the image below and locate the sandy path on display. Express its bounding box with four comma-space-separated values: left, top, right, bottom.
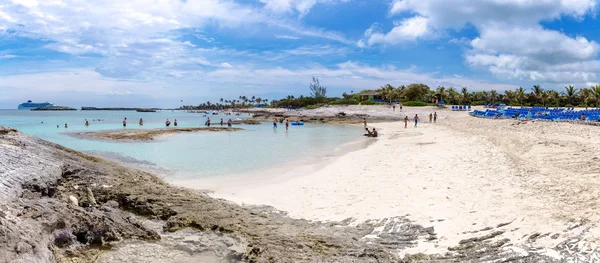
188, 109, 600, 256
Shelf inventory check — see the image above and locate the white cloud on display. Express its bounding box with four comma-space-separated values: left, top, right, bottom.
221, 62, 233, 68
284, 45, 348, 56
259, 0, 348, 17
0, 0, 351, 56
378, 0, 600, 83
389, 0, 596, 29
360, 16, 430, 46
275, 34, 300, 40
0, 54, 18, 59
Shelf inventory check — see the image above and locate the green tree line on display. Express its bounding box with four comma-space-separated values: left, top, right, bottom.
182, 79, 600, 109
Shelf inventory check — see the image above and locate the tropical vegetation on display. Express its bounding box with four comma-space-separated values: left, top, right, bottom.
180, 80, 600, 109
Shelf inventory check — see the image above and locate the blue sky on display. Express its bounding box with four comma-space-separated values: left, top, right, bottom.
0, 0, 599, 108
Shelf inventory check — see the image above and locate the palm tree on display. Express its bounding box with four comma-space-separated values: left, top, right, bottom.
549, 90, 560, 106
436, 86, 446, 103
490, 90, 498, 105
516, 87, 526, 106
504, 90, 515, 105
592, 85, 600, 108
532, 85, 543, 104
460, 87, 469, 105
580, 88, 592, 107
256, 97, 262, 105
396, 85, 406, 101
379, 84, 395, 103
447, 87, 457, 104
564, 85, 576, 105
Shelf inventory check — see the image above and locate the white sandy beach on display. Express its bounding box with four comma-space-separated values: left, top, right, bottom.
183, 106, 600, 257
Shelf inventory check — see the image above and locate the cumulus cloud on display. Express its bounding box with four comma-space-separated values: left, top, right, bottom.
359, 16, 430, 47
377, 0, 600, 84
259, 0, 348, 17
389, 0, 596, 28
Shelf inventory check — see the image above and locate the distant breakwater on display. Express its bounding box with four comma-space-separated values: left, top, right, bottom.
32, 106, 77, 111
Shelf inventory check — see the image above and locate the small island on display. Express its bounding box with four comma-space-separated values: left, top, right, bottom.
71, 127, 243, 141
31, 106, 77, 111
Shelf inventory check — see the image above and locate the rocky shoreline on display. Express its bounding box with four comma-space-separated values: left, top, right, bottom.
32, 106, 77, 111
69, 127, 243, 141
1, 125, 592, 262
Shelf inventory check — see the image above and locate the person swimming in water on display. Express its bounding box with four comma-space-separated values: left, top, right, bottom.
273, 119, 277, 128
285, 119, 289, 130
174, 119, 178, 126
205, 117, 211, 127
139, 118, 144, 125
64, 123, 68, 128
227, 119, 232, 127
165, 119, 171, 127
220, 118, 224, 126
85, 120, 89, 126
123, 118, 127, 127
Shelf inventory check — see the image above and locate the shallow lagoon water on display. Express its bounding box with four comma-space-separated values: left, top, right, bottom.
0, 110, 363, 180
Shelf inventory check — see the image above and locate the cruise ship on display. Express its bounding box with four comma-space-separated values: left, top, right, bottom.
18, 100, 55, 110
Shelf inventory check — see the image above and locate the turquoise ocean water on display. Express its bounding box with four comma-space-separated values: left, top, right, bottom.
0, 110, 363, 180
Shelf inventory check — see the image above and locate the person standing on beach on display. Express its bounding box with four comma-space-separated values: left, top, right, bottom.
404, 116, 409, 128
123, 118, 127, 127
220, 118, 224, 126
434, 112, 438, 123
429, 113, 433, 123
414, 114, 419, 128
393, 105, 396, 111
363, 118, 367, 128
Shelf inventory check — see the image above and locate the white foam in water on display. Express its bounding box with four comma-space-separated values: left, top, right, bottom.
0, 110, 362, 179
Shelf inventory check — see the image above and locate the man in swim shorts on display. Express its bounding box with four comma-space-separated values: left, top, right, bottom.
414, 114, 419, 127
123, 118, 127, 127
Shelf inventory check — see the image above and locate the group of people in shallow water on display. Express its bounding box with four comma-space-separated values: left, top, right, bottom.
60, 116, 238, 128
272, 118, 290, 129
204, 117, 233, 127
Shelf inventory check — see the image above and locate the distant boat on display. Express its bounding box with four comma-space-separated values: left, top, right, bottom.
18, 100, 54, 110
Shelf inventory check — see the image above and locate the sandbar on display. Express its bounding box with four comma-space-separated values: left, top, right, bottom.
71, 127, 243, 141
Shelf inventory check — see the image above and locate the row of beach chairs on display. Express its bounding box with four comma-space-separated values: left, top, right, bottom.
470, 107, 600, 122
451, 105, 471, 111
